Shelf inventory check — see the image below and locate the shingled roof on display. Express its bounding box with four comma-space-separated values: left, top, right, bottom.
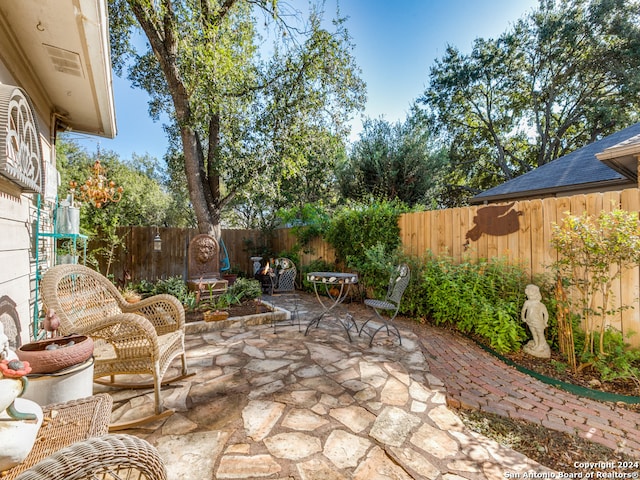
470, 122, 640, 204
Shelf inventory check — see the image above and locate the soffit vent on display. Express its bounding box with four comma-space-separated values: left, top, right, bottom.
43, 44, 84, 78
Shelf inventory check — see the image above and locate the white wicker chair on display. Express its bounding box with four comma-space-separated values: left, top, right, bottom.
40, 264, 192, 430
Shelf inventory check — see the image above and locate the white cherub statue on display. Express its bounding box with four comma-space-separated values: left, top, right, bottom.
521, 284, 551, 358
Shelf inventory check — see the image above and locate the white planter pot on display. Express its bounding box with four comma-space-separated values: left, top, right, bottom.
0, 397, 43, 471
21, 357, 94, 406
0, 377, 23, 412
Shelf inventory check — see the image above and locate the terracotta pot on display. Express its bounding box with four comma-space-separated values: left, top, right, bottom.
17, 335, 94, 374
222, 273, 238, 286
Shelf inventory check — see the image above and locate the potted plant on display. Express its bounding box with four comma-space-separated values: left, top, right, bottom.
222, 265, 243, 286
56, 240, 79, 265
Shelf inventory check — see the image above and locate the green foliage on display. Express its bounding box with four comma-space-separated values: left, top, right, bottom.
277, 203, 330, 251
351, 243, 400, 298
582, 328, 640, 390
153, 277, 195, 304
212, 291, 244, 310
337, 114, 448, 207
552, 209, 640, 357
324, 200, 405, 268
415, 254, 534, 353
420, 0, 640, 205
109, 0, 365, 235
196, 277, 262, 311
57, 140, 173, 227
55, 139, 180, 275
550, 359, 568, 375
227, 278, 262, 302
132, 276, 195, 306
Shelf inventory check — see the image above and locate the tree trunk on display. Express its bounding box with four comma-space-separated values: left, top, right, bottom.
180, 124, 221, 238
129, 0, 225, 241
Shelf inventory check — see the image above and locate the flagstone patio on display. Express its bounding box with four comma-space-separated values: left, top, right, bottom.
100, 293, 551, 479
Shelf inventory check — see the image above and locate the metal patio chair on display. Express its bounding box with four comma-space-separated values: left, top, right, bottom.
359, 264, 410, 346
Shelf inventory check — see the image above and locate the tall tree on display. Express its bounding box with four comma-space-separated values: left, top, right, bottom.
337, 112, 448, 207
109, 0, 365, 238
421, 0, 640, 204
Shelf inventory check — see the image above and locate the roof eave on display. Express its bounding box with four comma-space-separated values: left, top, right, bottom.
469, 178, 633, 205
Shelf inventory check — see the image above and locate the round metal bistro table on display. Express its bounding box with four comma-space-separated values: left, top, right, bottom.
304, 271, 359, 341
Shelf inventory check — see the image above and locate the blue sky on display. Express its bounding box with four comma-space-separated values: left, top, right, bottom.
71, 0, 539, 161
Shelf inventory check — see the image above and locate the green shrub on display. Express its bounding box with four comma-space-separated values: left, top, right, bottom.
416, 253, 535, 353
227, 277, 262, 302
349, 243, 400, 298
132, 276, 195, 305
324, 200, 405, 268
581, 328, 640, 390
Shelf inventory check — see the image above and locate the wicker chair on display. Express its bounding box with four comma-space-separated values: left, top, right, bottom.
359, 264, 410, 346
40, 264, 191, 430
14, 434, 167, 480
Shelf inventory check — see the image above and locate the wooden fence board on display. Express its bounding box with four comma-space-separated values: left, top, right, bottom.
465, 205, 478, 262
429, 210, 439, 256
541, 197, 557, 273
621, 189, 640, 347
517, 200, 532, 270
600, 193, 623, 332
530, 199, 545, 278
441, 209, 449, 256
451, 207, 463, 261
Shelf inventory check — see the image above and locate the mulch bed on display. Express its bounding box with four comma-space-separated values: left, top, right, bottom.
185, 299, 273, 323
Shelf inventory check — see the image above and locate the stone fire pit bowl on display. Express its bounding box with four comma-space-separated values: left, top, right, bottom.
17, 335, 94, 374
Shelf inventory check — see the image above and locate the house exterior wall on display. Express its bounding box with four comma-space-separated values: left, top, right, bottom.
0, 66, 56, 348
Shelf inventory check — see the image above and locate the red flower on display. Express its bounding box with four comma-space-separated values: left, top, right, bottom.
0, 359, 32, 378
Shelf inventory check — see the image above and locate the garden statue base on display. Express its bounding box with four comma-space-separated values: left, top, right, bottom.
187, 278, 228, 298
523, 340, 551, 359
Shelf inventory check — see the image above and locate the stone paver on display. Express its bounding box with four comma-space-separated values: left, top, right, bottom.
103, 292, 638, 479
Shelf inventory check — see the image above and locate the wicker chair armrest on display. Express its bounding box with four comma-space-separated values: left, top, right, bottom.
13, 434, 167, 480
122, 294, 185, 334
76, 313, 160, 359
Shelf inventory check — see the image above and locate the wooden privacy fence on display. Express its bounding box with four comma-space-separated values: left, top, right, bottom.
101, 226, 334, 285
102, 227, 267, 284
399, 188, 640, 347
95, 188, 640, 346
